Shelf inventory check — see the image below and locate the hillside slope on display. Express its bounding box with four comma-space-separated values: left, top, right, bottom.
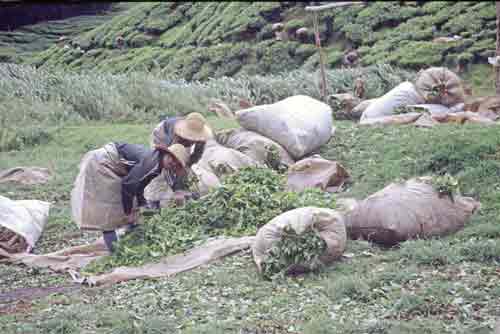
21, 1, 497, 81
0, 3, 136, 63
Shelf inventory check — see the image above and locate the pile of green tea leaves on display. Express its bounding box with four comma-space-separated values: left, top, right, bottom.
85, 167, 336, 273
261, 224, 327, 280
393, 105, 427, 115
264, 144, 288, 173
429, 173, 461, 200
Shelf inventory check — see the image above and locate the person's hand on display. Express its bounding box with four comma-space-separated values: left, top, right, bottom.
173, 192, 186, 206
173, 190, 192, 206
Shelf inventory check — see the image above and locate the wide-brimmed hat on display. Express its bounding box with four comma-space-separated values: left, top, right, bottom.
174, 112, 212, 142
164, 143, 189, 168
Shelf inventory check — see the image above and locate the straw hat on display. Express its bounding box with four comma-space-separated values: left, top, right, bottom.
174, 113, 212, 142
165, 143, 189, 168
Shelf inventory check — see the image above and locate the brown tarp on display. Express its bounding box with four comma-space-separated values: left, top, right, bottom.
3, 238, 109, 272
3, 236, 255, 286
360, 112, 423, 125
72, 236, 255, 286
432, 111, 497, 125
0, 167, 52, 185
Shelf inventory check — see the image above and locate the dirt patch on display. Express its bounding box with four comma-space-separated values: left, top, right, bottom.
0, 300, 33, 315
0, 285, 81, 304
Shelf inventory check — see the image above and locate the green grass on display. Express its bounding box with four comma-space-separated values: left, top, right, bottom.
0, 119, 499, 333
0, 63, 414, 152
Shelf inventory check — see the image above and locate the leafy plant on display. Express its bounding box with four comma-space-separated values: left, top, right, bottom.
429, 173, 460, 200
261, 224, 327, 279
264, 144, 287, 173
393, 105, 427, 115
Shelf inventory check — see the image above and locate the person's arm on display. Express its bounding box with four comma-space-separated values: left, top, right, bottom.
121, 174, 139, 216
188, 141, 206, 167
161, 117, 179, 146
121, 151, 160, 215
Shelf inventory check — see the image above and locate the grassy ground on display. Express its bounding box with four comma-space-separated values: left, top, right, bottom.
0, 118, 499, 333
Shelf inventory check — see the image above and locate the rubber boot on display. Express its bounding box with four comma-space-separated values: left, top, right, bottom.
102, 230, 118, 252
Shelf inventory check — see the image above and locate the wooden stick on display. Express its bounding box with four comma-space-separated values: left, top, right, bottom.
496, 1, 500, 95
313, 12, 327, 101
305, 1, 365, 12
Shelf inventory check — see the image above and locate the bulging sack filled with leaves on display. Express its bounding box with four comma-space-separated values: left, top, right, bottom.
344, 177, 480, 246
236, 95, 333, 159
190, 164, 221, 196
215, 128, 294, 169
415, 67, 465, 107
71, 143, 134, 231
253, 207, 346, 278
360, 82, 425, 122
143, 171, 175, 207
196, 139, 262, 179
328, 93, 362, 120
0, 195, 50, 254
286, 156, 350, 193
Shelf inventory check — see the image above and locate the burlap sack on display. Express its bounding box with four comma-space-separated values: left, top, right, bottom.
143, 171, 175, 207
70, 143, 135, 231
465, 96, 500, 121
286, 156, 350, 193
5, 235, 255, 287
252, 207, 346, 273
190, 164, 221, 196
360, 82, 425, 121
196, 139, 261, 178
328, 93, 362, 120
344, 177, 481, 246
0, 195, 50, 254
351, 98, 377, 118
208, 98, 235, 119
236, 95, 333, 159
215, 128, 294, 167
415, 67, 465, 107
432, 111, 496, 125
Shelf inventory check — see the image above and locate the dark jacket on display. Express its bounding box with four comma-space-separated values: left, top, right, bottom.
115, 142, 178, 215
161, 116, 205, 167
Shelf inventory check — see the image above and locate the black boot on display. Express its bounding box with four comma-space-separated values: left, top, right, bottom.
102, 230, 118, 252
